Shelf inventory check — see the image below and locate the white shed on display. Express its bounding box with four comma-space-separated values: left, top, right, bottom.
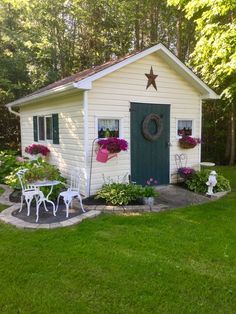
6, 43, 219, 196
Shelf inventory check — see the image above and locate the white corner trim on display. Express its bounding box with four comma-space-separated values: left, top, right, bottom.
199, 98, 202, 168
83, 91, 89, 196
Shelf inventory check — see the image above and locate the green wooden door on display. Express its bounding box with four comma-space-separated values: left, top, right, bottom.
130, 103, 170, 185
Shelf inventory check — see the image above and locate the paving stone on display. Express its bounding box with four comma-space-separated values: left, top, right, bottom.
94, 205, 106, 211
37, 224, 50, 229
68, 217, 83, 224
60, 220, 75, 227
49, 222, 63, 229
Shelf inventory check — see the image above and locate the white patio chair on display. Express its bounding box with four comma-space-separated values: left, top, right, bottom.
56, 174, 85, 217
17, 169, 44, 218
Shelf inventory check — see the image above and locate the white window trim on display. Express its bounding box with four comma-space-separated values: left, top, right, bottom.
176, 118, 195, 139
95, 116, 124, 139
37, 115, 53, 143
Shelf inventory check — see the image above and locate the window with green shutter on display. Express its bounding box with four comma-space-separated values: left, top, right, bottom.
52, 114, 59, 144
33, 116, 38, 142
33, 114, 59, 144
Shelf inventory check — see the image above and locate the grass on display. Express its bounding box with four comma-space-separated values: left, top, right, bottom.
0, 204, 8, 212
0, 166, 235, 313
0, 187, 4, 196
0, 187, 7, 212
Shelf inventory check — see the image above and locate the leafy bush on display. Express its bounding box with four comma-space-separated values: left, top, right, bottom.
141, 186, 159, 197
0, 150, 20, 183
96, 183, 143, 206
186, 169, 230, 194
5, 158, 66, 201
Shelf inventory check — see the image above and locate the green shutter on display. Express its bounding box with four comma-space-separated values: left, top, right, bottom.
52, 114, 59, 144
33, 116, 38, 142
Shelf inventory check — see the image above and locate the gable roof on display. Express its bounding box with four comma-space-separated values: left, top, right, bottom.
6, 43, 219, 108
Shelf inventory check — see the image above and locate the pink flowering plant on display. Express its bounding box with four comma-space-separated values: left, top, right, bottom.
142, 177, 159, 197
25, 144, 50, 156
179, 136, 201, 149
178, 167, 195, 180
97, 138, 128, 153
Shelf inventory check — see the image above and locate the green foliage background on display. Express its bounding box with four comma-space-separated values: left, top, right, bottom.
0, 0, 235, 164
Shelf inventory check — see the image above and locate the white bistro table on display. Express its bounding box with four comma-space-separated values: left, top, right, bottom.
31, 180, 61, 222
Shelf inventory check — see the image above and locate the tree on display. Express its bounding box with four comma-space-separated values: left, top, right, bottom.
170, 0, 236, 164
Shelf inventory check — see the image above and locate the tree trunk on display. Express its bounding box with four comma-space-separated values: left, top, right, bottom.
229, 103, 235, 165
134, 5, 140, 50
176, 12, 182, 59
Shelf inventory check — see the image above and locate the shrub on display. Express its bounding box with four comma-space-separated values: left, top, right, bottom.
141, 186, 159, 197
0, 150, 20, 183
96, 183, 143, 206
186, 169, 230, 194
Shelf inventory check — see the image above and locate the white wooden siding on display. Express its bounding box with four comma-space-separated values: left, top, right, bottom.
87, 52, 201, 194
20, 91, 87, 195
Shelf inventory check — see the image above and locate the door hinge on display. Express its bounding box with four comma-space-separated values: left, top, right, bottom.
129, 108, 135, 112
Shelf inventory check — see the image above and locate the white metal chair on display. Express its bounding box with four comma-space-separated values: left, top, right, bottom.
17, 169, 44, 218
56, 174, 85, 217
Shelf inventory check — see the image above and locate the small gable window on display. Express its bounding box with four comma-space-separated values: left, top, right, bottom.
33, 114, 59, 144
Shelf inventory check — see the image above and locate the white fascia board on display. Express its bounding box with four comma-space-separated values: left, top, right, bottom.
73, 81, 92, 90
6, 82, 75, 108
74, 43, 219, 99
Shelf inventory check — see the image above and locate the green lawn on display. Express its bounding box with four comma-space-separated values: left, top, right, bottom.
0, 204, 8, 212
0, 167, 235, 313
0, 187, 8, 212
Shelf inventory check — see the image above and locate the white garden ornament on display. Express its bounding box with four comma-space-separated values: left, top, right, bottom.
206, 171, 217, 196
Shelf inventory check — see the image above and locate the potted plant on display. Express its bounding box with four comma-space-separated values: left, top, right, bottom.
178, 167, 195, 181
179, 136, 201, 149
142, 178, 159, 206
25, 144, 50, 160
96, 138, 128, 162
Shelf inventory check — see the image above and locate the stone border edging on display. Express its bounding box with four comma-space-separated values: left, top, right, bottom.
0, 204, 101, 229
0, 184, 14, 206
83, 204, 169, 213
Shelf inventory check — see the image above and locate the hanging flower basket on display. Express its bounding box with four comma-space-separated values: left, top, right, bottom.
179, 136, 201, 149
